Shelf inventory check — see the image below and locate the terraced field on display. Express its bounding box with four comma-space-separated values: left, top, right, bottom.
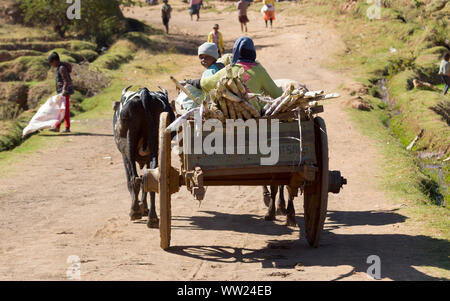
0, 19, 106, 151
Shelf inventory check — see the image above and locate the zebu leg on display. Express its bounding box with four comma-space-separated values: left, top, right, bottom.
140, 185, 149, 217
139, 163, 149, 216
262, 186, 271, 207
276, 185, 287, 215
264, 185, 278, 221
285, 187, 297, 227
147, 156, 159, 228
127, 132, 142, 221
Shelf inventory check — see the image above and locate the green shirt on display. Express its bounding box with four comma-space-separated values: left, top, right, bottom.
200, 63, 283, 99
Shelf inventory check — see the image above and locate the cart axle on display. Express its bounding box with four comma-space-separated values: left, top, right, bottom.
328, 170, 347, 194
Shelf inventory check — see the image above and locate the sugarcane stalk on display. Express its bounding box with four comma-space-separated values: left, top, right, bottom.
170, 76, 202, 106
233, 102, 243, 119
234, 78, 247, 99
265, 95, 285, 115
226, 65, 233, 79
226, 99, 237, 119
240, 100, 261, 118
304, 90, 325, 99
240, 108, 252, 120
226, 79, 241, 97
271, 95, 292, 116
237, 67, 245, 81
218, 99, 229, 118
222, 89, 242, 103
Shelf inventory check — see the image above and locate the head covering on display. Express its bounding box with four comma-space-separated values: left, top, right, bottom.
198, 42, 219, 60
232, 36, 256, 65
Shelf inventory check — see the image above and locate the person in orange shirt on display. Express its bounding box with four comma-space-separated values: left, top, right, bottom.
262, 0, 275, 28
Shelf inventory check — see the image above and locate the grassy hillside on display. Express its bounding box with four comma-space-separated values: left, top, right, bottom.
274, 0, 449, 208
0, 20, 164, 152
0, 13, 201, 175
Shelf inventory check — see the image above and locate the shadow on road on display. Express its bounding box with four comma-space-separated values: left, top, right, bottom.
168, 209, 449, 280
39, 132, 113, 137
173, 211, 294, 236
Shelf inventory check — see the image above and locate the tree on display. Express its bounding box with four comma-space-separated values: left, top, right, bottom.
20, 0, 136, 45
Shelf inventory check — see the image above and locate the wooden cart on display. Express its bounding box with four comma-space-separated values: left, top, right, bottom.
142, 107, 346, 250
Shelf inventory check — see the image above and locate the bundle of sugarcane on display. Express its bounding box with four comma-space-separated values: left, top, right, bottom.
263, 83, 340, 117
207, 65, 261, 121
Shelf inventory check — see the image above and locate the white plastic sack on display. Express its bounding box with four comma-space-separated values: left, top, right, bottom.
274, 79, 308, 92
175, 84, 204, 112
261, 4, 274, 13
22, 94, 65, 137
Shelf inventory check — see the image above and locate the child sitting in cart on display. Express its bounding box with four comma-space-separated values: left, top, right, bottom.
177, 43, 225, 111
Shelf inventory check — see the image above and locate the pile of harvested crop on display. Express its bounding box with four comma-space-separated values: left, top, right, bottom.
207, 66, 261, 122
263, 86, 339, 117
169, 67, 339, 125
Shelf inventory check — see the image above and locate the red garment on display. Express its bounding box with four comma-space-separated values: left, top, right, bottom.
56, 95, 70, 130
263, 11, 275, 21
236, 62, 257, 92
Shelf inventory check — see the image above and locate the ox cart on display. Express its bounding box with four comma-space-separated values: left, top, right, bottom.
142, 103, 347, 250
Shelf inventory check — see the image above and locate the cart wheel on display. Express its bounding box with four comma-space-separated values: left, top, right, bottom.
304, 117, 329, 248
159, 112, 172, 250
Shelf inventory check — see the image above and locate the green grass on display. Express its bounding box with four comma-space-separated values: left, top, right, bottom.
347, 105, 450, 236
287, 0, 450, 277
291, 0, 449, 190
0, 21, 195, 160
0, 22, 58, 41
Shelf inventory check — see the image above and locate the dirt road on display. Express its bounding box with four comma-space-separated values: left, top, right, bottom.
0, 3, 446, 280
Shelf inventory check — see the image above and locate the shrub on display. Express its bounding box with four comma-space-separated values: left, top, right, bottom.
20, 0, 136, 46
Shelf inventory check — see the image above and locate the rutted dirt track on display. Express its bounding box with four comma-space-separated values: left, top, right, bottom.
0, 3, 446, 280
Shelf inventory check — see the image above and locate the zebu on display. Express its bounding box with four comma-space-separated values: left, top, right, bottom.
113, 86, 175, 228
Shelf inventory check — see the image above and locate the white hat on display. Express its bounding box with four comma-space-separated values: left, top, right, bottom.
198, 42, 219, 60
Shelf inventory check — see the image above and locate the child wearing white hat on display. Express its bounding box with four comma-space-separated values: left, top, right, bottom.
177, 43, 226, 111
197, 42, 225, 79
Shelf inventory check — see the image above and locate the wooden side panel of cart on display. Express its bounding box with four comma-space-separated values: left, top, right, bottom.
182, 119, 317, 182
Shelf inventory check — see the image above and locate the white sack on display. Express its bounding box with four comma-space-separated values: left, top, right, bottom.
22, 94, 65, 137
275, 79, 308, 92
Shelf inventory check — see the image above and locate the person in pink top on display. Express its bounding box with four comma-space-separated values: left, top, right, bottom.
189, 0, 201, 21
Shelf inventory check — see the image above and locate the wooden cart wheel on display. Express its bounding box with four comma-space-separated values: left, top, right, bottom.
159, 112, 172, 250
303, 116, 329, 248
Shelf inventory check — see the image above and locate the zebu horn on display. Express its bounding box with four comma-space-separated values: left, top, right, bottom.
158, 86, 168, 97
122, 85, 132, 95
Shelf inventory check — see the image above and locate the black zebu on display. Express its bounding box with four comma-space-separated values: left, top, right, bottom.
113, 86, 175, 228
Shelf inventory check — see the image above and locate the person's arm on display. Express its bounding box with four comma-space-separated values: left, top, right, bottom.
257, 65, 283, 98
185, 79, 201, 89
200, 67, 227, 93
219, 33, 224, 52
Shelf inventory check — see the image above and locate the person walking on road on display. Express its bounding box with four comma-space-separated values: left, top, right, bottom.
236, 0, 249, 32
208, 24, 225, 57
189, 0, 201, 21
161, 0, 172, 34
48, 52, 74, 133
438, 52, 450, 95
261, 0, 276, 29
